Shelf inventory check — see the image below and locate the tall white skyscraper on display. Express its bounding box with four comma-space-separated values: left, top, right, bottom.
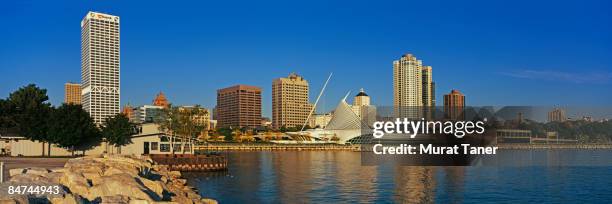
393, 54, 435, 119
81, 11, 120, 125
393, 54, 423, 118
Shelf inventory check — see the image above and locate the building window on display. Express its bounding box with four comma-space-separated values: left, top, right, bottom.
160, 136, 169, 142
151, 142, 159, 150
160, 144, 170, 152
173, 144, 182, 152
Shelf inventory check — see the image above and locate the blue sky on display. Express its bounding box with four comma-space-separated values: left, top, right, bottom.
1, 0, 611, 117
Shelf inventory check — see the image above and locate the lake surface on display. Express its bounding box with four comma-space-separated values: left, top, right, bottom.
184, 150, 612, 203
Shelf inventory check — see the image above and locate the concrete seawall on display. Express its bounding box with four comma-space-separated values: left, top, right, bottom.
497, 144, 612, 149
195, 143, 360, 151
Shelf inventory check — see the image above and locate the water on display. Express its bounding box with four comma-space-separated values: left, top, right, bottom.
184, 150, 612, 203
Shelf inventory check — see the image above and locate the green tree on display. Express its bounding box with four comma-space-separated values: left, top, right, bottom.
47, 104, 101, 156
176, 106, 207, 153
155, 105, 180, 154
217, 127, 234, 141
0, 99, 17, 135
156, 105, 207, 154
8, 84, 52, 156
102, 113, 136, 154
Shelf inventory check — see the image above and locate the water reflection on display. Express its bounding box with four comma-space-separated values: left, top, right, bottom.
185, 152, 443, 203
184, 151, 612, 203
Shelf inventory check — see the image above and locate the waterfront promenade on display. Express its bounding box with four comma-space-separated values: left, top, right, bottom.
195, 143, 360, 151
497, 143, 612, 149
194, 143, 612, 152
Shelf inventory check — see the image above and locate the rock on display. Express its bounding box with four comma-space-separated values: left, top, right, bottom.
0, 195, 29, 204
201, 198, 219, 204
99, 195, 129, 204
50, 194, 80, 204
167, 171, 181, 178
50, 168, 65, 173
136, 177, 164, 198
60, 172, 91, 196
24, 167, 50, 176
128, 199, 150, 204
174, 179, 187, 186
8, 168, 26, 177
160, 176, 168, 184
86, 173, 155, 201
5, 155, 204, 204
9, 174, 54, 184
42, 172, 64, 184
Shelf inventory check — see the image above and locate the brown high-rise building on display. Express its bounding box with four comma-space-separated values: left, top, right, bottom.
548, 108, 567, 122
272, 73, 313, 129
64, 83, 81, 105
216, 85, 262, 128
444, 90, 465, 120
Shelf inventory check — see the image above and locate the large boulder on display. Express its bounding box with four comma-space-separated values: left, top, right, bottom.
60, 171, 91, 196
86, 173, 155, 201
8, 168, 26, 177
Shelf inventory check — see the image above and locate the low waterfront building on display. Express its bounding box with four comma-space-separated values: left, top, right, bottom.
131, 105, 165, 124
308, 113, 333, 129
3, 123, 195, 156
496, 129, 532, 144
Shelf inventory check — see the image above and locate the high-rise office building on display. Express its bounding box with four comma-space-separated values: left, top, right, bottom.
272, 73, 313, 129
64, 83, 81, 105
422, 66, 435, 119
393, 54, 435, 118
444, 90, 465, 120
548, 108, 567, 122
80, 11, 120, 125
216, 85, 262, 128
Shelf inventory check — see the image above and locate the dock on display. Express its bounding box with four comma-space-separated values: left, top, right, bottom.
149, 154, 228, 171
497, 143, 612, 149
194, 143, 360, 151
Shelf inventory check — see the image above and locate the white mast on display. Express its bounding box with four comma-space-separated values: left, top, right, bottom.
301, 73, 332, 131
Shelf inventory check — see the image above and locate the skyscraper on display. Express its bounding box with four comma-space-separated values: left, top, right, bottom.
548, 108, 567, 122
216, 85, 262, 128
272, 73, 313, 129
80, 11, 120, 125
64, 82, 81, 105
393, 54, 435, 119
444, 90, 465, 121
422, 66, 435, 119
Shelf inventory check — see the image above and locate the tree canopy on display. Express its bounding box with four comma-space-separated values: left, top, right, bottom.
102, 113, 136, 149
8, 84, 51, 142
47, 104, 101, 152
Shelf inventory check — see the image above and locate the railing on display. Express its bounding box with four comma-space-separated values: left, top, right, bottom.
150, 154, 227, 171
193, 143, 360, 151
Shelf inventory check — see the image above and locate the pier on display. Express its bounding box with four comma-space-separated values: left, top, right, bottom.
149, 154, 228, 171
194, 143, 360, 151
498, 143, 612, 149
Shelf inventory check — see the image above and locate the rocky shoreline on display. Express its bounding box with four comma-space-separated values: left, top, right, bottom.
0, 155, 217, 204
